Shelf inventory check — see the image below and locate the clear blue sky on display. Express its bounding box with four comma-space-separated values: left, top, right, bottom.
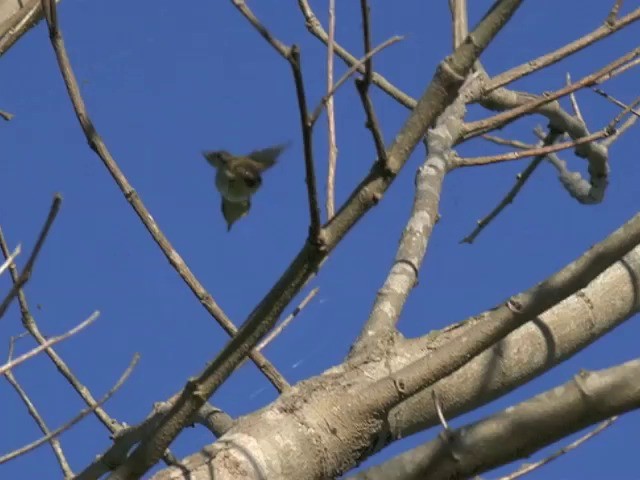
1, 1, 639, 478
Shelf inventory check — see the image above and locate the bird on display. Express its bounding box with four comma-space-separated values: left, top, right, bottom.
202, 143, 288, 230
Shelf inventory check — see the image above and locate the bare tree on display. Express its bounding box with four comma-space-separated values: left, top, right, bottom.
2, 0, 640, 479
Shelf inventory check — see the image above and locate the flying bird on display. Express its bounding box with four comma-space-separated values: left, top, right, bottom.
202, 143, 288, 230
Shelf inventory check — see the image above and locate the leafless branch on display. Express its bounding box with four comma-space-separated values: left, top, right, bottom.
4, 336, 73, 477
309, 35, 404, 126
355, 0, 388, 170
325, 0, 337, 219
461, 130, 561, 244
354, 360, 636, 480
500, 418, 617, 480
0, 194, 61, 320
257, 287, 319, 351
465, 46, 640, 138
0, 227, 126, 439
0, 311, 99, 376
39, 0, 288, 392
485, 7, 640, 92
566, 73, 585, 124
482, 134, 531, 149
0, 352, 139, 465
229, 0, 289, 57
288, 45, 322, 240
453, 129, 609, 168
298, 0, 416, 109
592, 87, 640, 117
449, 0, 469, 48
0, 243, 20, 276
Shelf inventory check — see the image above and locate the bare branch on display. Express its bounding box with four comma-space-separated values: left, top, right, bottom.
355, 0, 389, 170
325, 0, 337, 219
0, 194, 61, 320
0, 311, 99, 376
256, 287, 319, 351
592, 87, 640, 117
500, 419, 617, 480
0, 353, 139, 465
309, 35, 404, 126
566, 73, 585, 124
454, 129, 609, 168
0, 227, 126, 437
354, 360, 637, 480
465, 46, 640, 139
448, 0, 469, 48
4, 336, 72, 477
230, 0, 289, 57
461, 130, 561, 244
486, 7, 640, 92
0, 243, 20, 276
288, 45, 322, 240
298, 0, 416, 109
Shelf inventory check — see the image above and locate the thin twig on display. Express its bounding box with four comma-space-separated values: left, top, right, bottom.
482, 134, 531, 149
257, 287, 319, 351
309, 35, 403, 126
598, 56, 640, 83
0, 244, 21, 276
0, 312, 99, 376
360, 0, 373, 85
298, 0, 416, 109
432, 390, 450, 432
591, 87, 640, 117
355, 0, 388, 169
0, 227, 124, 435
0, 194, 62, 320
602, 105, 640, 147
39, 0, 288, 392
499, 417, 618, 480
566, 73, 585, 124
465, 46, 640, 138
5, 336, 73, 477
485, 7, 640, 92
230, 0, 290, 57
0, 353, 139, 465
461, 130, 562, 243
288, 45, 322, 241
454, 129, 610, 168
325, 0, 337, 219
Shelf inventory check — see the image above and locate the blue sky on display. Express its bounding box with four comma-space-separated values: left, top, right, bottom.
1, 1, 639, 478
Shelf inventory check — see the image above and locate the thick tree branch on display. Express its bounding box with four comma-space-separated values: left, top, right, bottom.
365, 211, 640, 412
353, 360, 638, 480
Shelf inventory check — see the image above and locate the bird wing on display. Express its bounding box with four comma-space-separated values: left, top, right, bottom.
203, 150, 227, 169
247, 143, 289, 171
221, 198, 251, 231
